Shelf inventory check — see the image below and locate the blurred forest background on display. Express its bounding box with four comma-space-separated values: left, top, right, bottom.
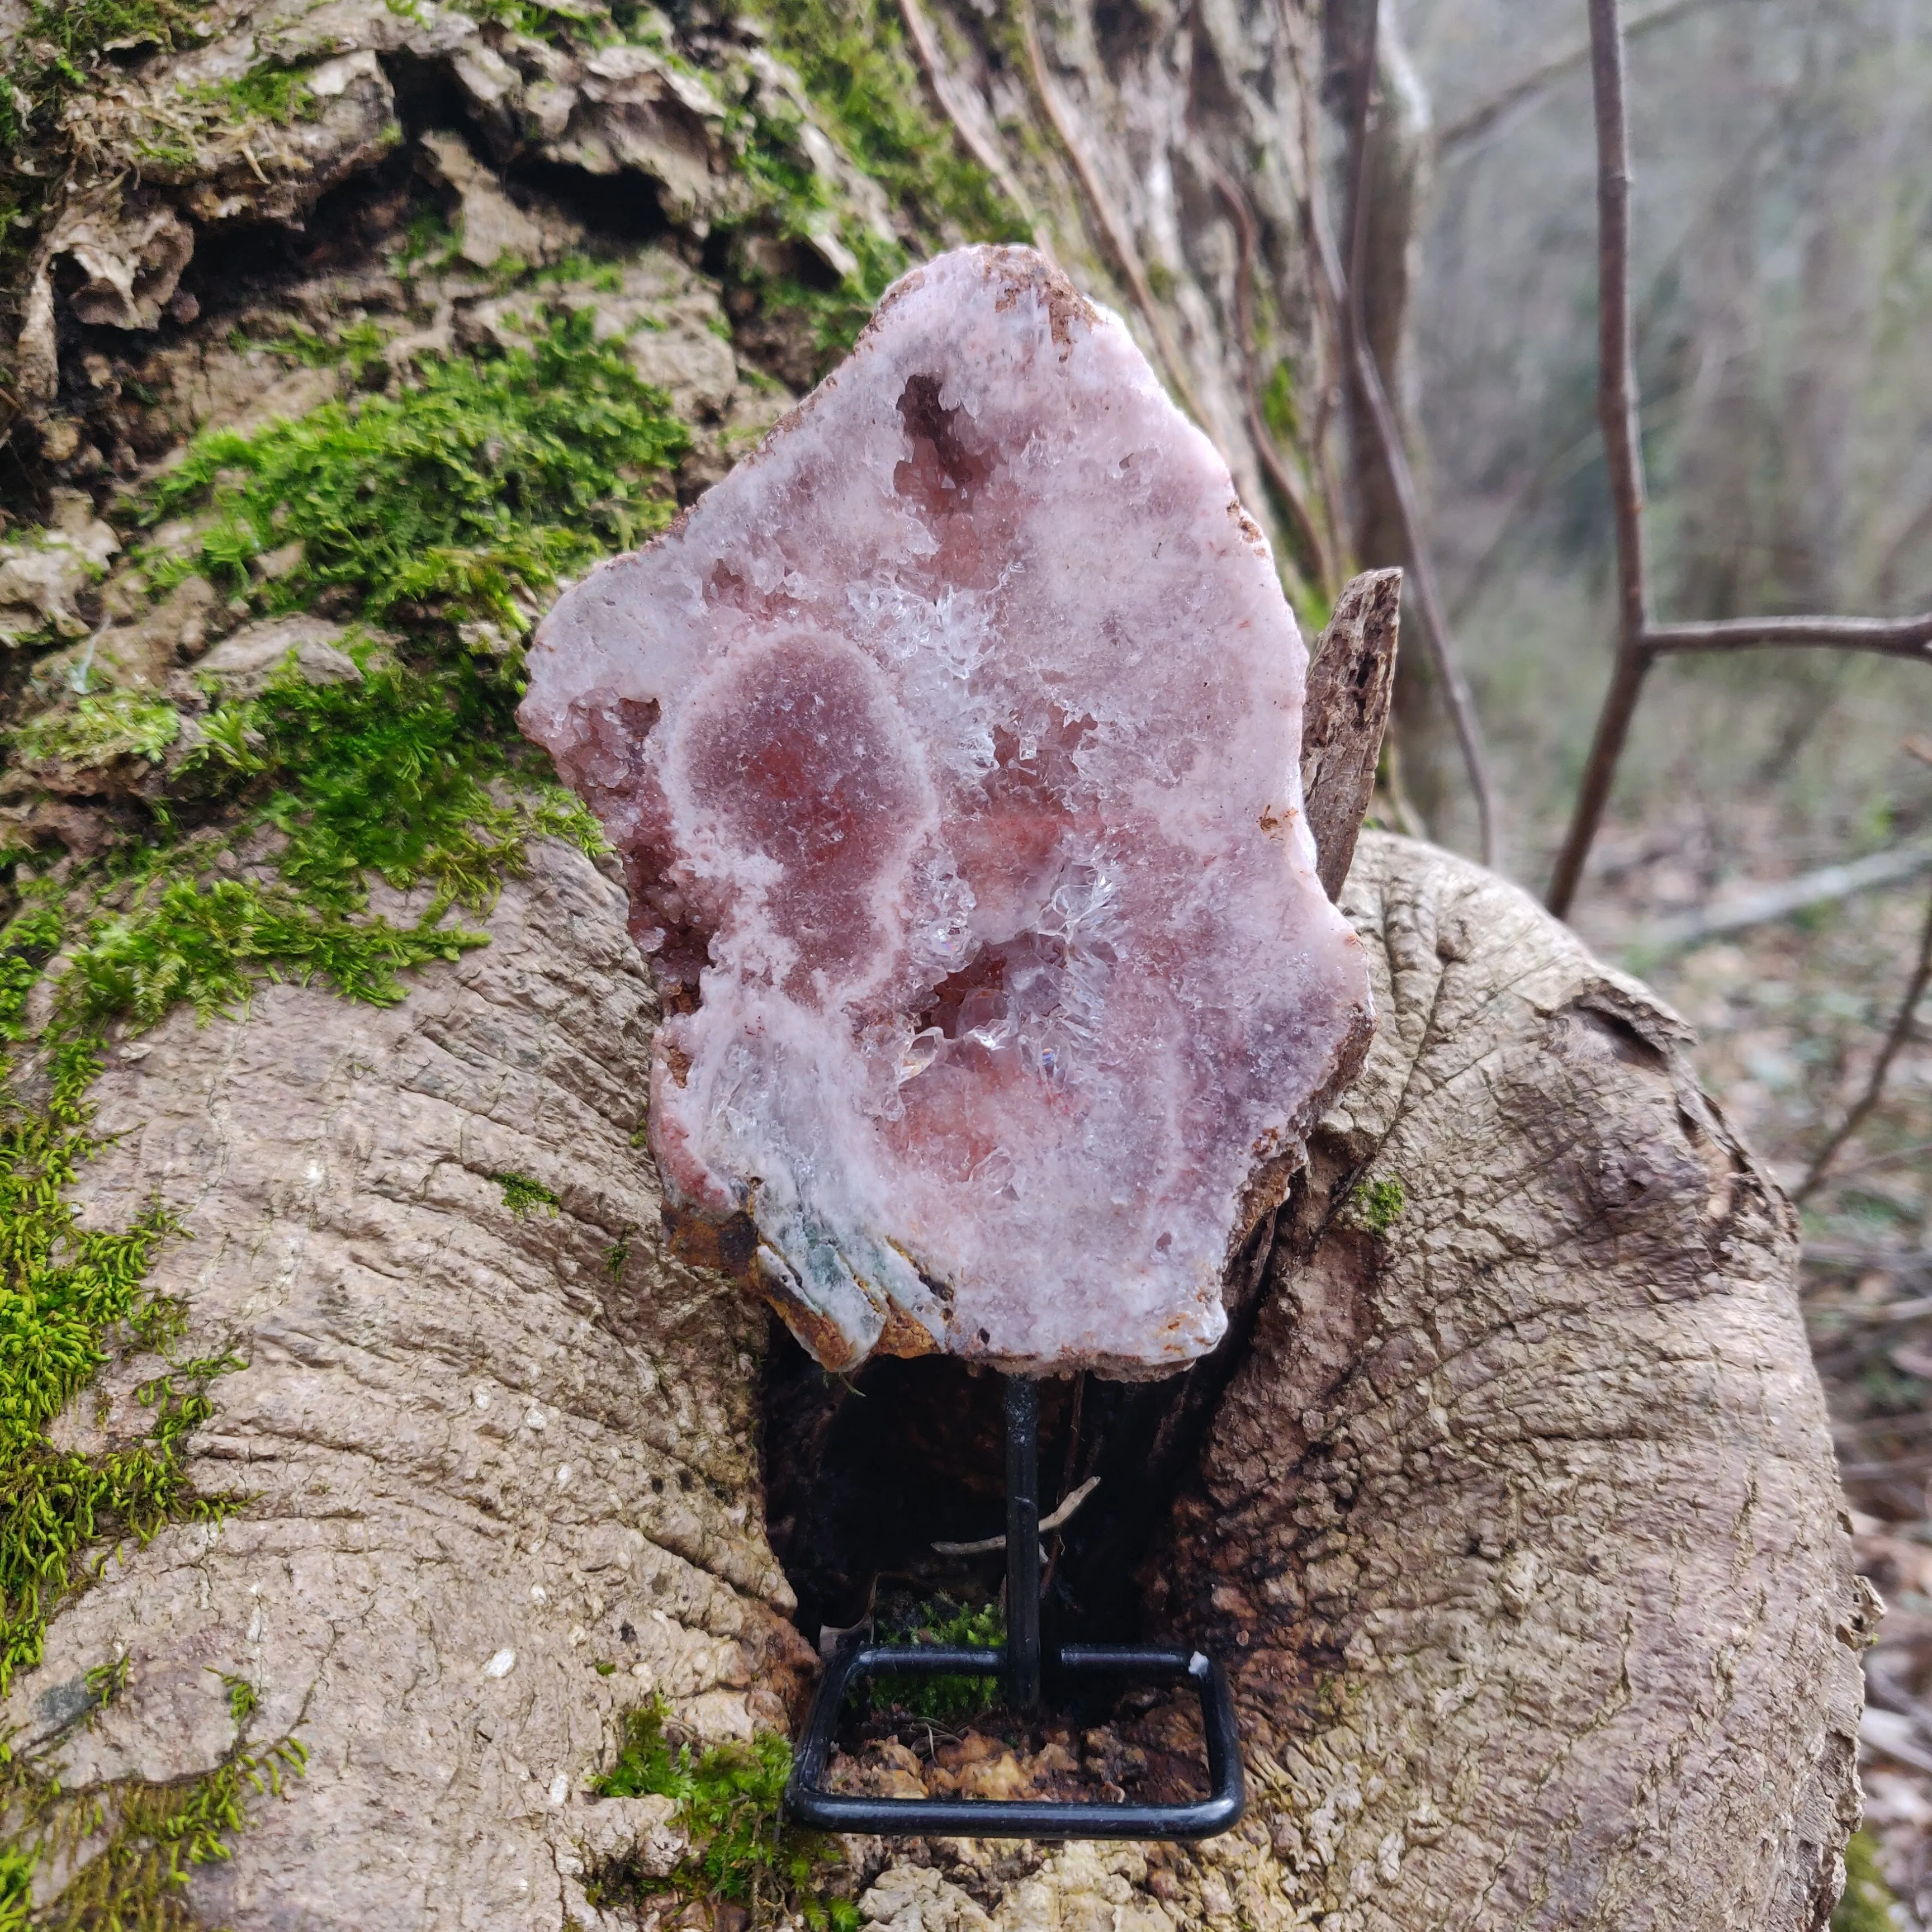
1382, 0, 1932, 1915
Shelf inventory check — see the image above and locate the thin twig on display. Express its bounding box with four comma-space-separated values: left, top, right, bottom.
1436, 0, 1716, 158
1796, 886, 1932, 1202
1807, 1139, 1932, 1194
1645, 612, 1932, 661
930, 1476, 1100, 1555
1295, 35, 1353, 576
1206, 161, 1338, 598
894, 0, 1046, 250
1545, 0, 1651, 922
1310, 12, 1500, 869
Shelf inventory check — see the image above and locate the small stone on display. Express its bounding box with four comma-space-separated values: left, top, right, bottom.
418, 129, 551, 271
522, 245, 1371, 1374
194, 615, 362, 698
248, 538, 307, 584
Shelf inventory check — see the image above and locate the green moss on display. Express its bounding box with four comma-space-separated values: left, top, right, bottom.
1261, 362, 1300, 445
58, 879, 487, 1034
13, 691, 181, 770
0, 292, 667, 1742
1834, 1831, 1900, 1932
0, 0, 203, 149
497, 1171, 561, 1217
198, 61, 321, 126
145, 307, 688, 634
869, 1595, 1003, 1722
132, 63, 323, 174
2, 1721, 307, 1928
230, 317, 390, 387
1349, 1176, 1407, 1237
738, 0, 1024, 247
0, 1016, 237, 1693
589, 1701, 858, 1931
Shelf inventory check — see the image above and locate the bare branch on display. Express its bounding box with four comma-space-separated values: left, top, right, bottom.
1546, 0, 1932, 920
1806, 1138, 1932, 1195
1645, 612, 1932, 661
1797, 886, 1932, 1203
1436, 0, 1716, 159
1545, 0, 1651, 920
1312, 2, 1502, 870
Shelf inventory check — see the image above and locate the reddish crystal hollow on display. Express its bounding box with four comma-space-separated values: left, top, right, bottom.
519, 246, 1372, 1375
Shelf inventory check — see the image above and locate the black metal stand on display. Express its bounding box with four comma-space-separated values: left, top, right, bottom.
783, 1375, 1246, 1841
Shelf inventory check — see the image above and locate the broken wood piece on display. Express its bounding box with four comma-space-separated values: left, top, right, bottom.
1300, 567, 1400, 901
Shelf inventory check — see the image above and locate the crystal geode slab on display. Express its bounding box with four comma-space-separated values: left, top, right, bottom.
519, 246, 1372, 1376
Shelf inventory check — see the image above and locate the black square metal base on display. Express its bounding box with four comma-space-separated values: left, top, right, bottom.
780, 1375, 1246, 1844
783, 1638, 1246, 1840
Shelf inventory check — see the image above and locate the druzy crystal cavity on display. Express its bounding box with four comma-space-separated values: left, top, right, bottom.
519, 245, 1372, 1374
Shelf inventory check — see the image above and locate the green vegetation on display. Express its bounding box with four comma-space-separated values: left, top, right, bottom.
230, 317, 390, 383
498, 1171, 561, 1218
212, 1669, 259, 1725
1350, 1175, 1408, 1237
588, 1700, 858, 1931
13, 690, 181, 770
1833, 1830, 1900, 1932
0, 295, 676, 1777
874, 1595, 1004, 1722
742, 0, 1022, 247
146, 307, 689, 634
1, 1726, 307, 1928
194, 61, 322, 127
0, 0, 203, 149
1262, 362, 1300, 447
0, 1006, 239, 1693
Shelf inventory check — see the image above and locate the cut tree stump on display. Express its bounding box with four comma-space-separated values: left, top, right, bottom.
0, 834, 1864, 1930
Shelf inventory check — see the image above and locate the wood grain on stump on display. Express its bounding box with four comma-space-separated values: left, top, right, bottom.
1, 834, 1863, 1930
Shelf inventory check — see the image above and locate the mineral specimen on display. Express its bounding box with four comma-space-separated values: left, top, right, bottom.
519, 245, 1372, 1375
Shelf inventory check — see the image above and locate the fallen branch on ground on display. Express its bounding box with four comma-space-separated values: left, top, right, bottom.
1621, 842, 1932, 954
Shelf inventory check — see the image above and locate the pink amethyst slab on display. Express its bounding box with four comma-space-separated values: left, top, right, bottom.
518, 245, 1372, 1376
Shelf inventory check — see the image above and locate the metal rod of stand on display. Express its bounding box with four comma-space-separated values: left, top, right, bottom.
1003, 1376, 1043, 1712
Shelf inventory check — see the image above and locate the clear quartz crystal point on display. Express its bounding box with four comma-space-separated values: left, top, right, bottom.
518, 245, 1373, 1375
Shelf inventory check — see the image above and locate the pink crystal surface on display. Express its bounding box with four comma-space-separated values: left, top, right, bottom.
519, 246, 1372, 1375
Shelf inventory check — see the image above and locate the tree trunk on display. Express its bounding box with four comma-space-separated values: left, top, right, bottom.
0, 0, 1863, 1925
